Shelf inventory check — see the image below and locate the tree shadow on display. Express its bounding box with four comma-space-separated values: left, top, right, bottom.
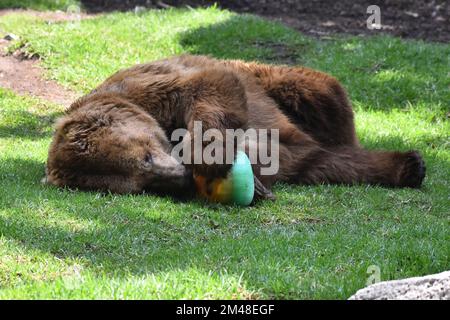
0, 159, 302, 296
0, 110, 61, 140
0, 157, 46, 185
178, 14, 306, 65
0, 127, 448, 298
77, 1, 214, 13
0, 3, 447, 298
177, 15, 447, 114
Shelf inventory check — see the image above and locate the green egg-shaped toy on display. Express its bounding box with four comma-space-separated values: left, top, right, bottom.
194, 151, 254, 206
230, 151, 255, 206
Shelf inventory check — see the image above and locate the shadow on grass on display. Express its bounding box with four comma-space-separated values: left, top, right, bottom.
178, 15, 448, 113
178, 14, 306, 65
0, 128, 448, 298
0, 15, 447, 295
0, 160, 312, 297
0, 110, 61, 139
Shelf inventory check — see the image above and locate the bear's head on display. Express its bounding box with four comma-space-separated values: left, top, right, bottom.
44, 95, 191, 194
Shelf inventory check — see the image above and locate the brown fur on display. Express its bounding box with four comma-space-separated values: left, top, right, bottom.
45, 55, 426, 197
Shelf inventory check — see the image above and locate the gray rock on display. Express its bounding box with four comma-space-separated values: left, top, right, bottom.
349, 271, 450, 300
3, 34, 18, 41
134, 6, 147, 14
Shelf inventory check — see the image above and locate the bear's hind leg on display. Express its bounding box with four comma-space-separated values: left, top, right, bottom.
287, 145, 426, 188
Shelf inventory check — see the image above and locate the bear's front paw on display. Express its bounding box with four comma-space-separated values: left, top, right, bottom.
193, 162, 232, 180
398, 151, 426, 188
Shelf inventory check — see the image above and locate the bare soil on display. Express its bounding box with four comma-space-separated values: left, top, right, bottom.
0, 10, 86, 105
80, 0, 450, 43
0, 8, 95, 22
0, 1, 447, 106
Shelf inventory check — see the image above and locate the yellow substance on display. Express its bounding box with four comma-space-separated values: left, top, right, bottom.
194, 174, 233, 203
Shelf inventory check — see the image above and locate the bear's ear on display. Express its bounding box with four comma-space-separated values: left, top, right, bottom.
54, 117, 90, 153
54, 117, 74, 139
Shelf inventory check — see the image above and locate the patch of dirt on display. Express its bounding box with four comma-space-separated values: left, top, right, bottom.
0, 1, 446, 107
226, 0, 450, 43
0, 8, 96, 22
0, 9, 90, 106
0, 38, 78, 107
78, 0, 450, 43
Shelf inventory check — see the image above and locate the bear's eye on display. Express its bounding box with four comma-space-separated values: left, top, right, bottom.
144, 153, 153, 165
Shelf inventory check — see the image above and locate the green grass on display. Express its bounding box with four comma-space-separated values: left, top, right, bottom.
0, 7, 449, 299
0, 0, 80, 11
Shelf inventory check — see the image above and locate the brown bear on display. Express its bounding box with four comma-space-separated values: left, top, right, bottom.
44, 54, 425, 200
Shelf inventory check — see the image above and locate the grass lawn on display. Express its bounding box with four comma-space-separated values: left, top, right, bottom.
0, 0, 79, 11
0, 7, 449, 299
